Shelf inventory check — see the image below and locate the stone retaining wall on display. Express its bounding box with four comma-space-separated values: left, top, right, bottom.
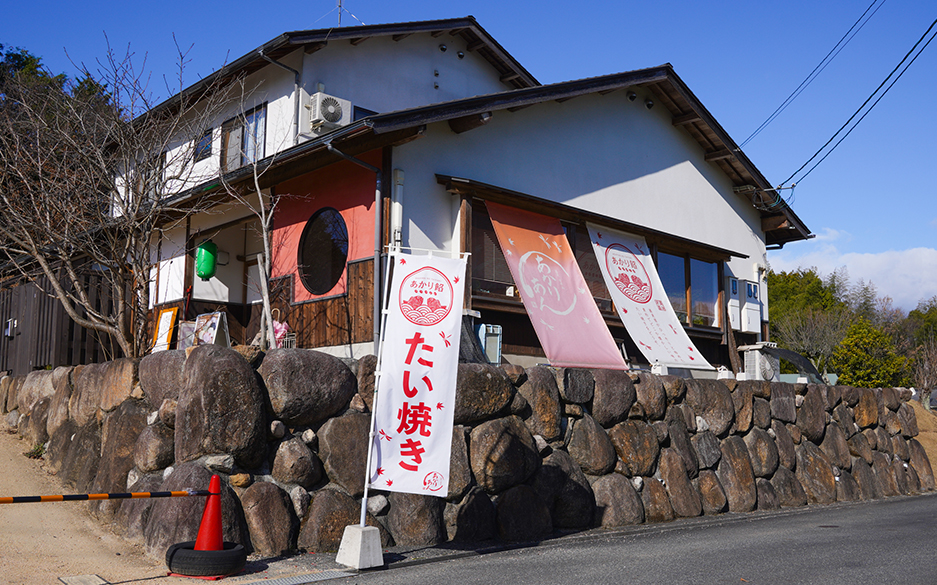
1, 345, 933, 560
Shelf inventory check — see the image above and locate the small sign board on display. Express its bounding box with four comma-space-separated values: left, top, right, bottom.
194, 312, 231, 347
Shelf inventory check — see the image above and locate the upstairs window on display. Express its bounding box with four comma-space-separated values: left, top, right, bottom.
194, 128, 212, 162
220, 104, 266, 173
657, 251, 720, 328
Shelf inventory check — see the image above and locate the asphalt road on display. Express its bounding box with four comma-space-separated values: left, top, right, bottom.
336, 493, 937, 585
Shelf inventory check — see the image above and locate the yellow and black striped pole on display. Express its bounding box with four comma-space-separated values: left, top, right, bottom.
0, 489, 212, 504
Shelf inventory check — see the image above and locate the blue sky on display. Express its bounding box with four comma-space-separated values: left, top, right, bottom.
4, 0, 936, 311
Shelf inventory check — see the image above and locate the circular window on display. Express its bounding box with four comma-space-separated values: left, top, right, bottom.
297, 207, 348, 295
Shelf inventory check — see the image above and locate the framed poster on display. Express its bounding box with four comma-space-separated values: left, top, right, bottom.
177, 321, 197, 350
194, 312, 231, 348
152, 307, 179, 353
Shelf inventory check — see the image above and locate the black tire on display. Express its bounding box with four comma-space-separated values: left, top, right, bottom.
166, 540, 247, 577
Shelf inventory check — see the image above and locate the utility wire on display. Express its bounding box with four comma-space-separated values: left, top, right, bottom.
783, 16, 937, 186
741, 0, 885, 148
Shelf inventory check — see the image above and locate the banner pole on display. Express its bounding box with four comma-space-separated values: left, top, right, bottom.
358, 245, 397, 527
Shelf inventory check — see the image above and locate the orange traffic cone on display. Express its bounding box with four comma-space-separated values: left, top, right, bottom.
193, 475, 223, 551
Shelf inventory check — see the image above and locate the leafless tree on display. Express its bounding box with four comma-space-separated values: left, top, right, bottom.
773, 306, 851, 382
0, 42, 236, 358
912, 336, 937, 410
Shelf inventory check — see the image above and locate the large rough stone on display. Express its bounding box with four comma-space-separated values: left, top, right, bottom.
298, 488, 391, 552
770, 383, 796, 424
447, 426, 474, 502
444, 487, 496, 542
17, 370, 56, 414
69, 363, 106, 427
356, 354, 377, 411
0, 376, 11, 414
116, 473, 163, 542
608, 420, 659, 477
22, 397, 51, 446
692, 431, 722, 470
496, 484, 552, 541
832, 403, 858, 438
819, 423, 851, 471
470, 415, 540, 494
847, 432, 874, 465
553, 368, 594, 404
717, 436, 756, 513
528, 450, 595, 529
591, 473, 644, 527
661, 376, 687, 404
740, 380, 771, 400
752, 397, 771, 429
138, 350, 186, 409
891, 435, 910, 462
686, 379, 735, 437
823, 385, 842, 410
743, 428, 779, 478
836, 470, 862, 502
770, 466, 807, 507
881, 387, 900, 411
796, 385, 827, 443
795, 441, 836, 504
144, 462, 249, 558
56, 420, 101, 490
772, 420, 796, 471
897, 403, 919, 438
258, 348, 356, 427
882, 411, 902, 436
272, 437, 323, 489
90, 399, 149, 522
695, 469, 728, 515
841, 386, 861, 407
4, 377, 23, 413
454, 363, 515, 425
387, 491, 446, 546
590, 369, 635, 428
567, 413, 617, 476
318, 413, 371, 497
731, 384, 754, 434
640, 478, 675, 523
853, 389, 879, 428
756, 478, 780, 510
668, 419, 699, 479
872, 452, 900, 497
908, 438, 935, 490
862, 427, 878, 450
515, 366, 562, 441
133, 423, 175, 473
892, 458, 911, 494
659, 448, 701, 518
46, 368, 74, 439
850, 458, 879, 500
634, 373, 667, 420
45, 418, 78, 476
175, 345, 266, 469
875, 428, 892, 455
241, 481, 295, 557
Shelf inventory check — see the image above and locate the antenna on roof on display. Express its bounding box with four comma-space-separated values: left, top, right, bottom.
314, 0, 365, 27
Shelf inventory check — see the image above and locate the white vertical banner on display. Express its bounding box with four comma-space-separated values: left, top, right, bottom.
588, 224, 713, 370
369, 252, 467, 496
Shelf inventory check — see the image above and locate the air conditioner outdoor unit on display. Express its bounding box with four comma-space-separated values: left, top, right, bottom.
304, 92, 352, 134
739, 342, 780, 382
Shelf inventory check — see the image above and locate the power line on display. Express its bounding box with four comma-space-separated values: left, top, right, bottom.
741, 0, 885, 148
783, 16, 937, 186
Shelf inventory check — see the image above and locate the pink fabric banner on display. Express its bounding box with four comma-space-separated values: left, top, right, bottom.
587, 224, 713, 370
485, 201, 627, 369
369, 252, 466, 497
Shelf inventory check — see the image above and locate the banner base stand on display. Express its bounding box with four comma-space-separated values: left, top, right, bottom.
336, 525, 384, 569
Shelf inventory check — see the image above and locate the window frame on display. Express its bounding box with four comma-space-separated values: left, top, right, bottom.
220, 103, 267, 173
653, 247, 724, 330
296, 206, 349, 296
194, 128, 212, 163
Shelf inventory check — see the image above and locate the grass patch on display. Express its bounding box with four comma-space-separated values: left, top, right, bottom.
23, 443, 45, 459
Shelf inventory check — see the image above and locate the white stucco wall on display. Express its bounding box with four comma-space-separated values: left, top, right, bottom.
391, 86, 769, 282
